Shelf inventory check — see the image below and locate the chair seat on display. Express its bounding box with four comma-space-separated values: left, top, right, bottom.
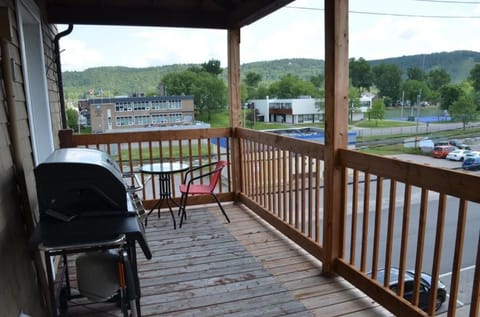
180, 184, 211, 195
178, 161, 230, 227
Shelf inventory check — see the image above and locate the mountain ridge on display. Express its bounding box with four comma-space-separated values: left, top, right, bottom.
62, 50, 480, 99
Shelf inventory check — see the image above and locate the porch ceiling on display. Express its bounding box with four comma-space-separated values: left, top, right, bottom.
44, 0, 295, 29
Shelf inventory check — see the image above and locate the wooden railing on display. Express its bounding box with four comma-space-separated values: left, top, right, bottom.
236, 128, 325, 260
337, 150, 480, 317
59, 128, 234, 209
59, 127, 480, 317
236, 128, 479, 317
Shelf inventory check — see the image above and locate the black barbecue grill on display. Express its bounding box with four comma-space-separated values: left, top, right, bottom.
30, 148, 152, 317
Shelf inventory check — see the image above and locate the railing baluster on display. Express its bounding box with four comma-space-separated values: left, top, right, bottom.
448, 198, 467, 317
315, 157, 321, 243
301, 155, 306, 233
470, 233, 480, 317
427, 192, 447, 316
267, 144, 272, 212
288, 150, 293, 225
349, 169, 359, 265
371, 176, 383, 278
412, 188, 429, 306
360, 172, 371, 272
383, 178, 397, 287
397, 184, 412, 298
307, 156, 313, 239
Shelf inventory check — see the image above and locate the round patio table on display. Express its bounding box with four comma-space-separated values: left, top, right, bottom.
139, 162, 190, 229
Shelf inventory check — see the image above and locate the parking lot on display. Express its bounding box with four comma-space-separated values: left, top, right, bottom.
387, 153, 474, 172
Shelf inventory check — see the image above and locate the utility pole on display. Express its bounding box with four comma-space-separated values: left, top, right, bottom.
400, 91, 404, 118
415, 89, 422, 134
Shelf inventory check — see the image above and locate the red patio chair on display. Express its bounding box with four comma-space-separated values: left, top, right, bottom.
178, 161, 230, 228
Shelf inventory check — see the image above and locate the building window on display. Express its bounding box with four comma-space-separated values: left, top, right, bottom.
134, 102, 148, 111
169, 100, 181, 109
116, 116, 134, 126
116, 103, 129, 112
270, 102, 292, 110
170, 113, 182, 122
134, 115, 150, 125
151, 114, 169, 124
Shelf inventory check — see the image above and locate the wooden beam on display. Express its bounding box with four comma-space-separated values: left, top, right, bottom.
322, 0, 349, 275
228, 28, 242, 198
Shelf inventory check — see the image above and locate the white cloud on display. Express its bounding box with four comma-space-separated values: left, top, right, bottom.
59, 0, 480, 71
60, 38, 103, 71
130, 28, 227, 67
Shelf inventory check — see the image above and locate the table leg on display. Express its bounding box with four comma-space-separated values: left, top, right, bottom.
144, 173, 177, 229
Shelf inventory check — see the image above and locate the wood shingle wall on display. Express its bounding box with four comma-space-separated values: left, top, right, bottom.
0, 0, 62, 315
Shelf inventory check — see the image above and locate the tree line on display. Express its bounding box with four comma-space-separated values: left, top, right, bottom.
350, 57, 480, 128
67, 55, 480, 129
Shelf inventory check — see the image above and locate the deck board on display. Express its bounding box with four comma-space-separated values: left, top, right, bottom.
63, 203, 392, 316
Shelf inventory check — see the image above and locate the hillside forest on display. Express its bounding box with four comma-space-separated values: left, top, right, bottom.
63, 50, 480, 126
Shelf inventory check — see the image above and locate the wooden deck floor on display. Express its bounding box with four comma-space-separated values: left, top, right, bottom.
65, 203, 393, 317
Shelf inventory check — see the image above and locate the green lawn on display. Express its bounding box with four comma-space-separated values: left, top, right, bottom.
353, 120, 416, 128
358, 144, 426, 156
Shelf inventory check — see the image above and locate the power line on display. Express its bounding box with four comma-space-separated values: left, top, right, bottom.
286, 5, 480, 19
416, 0, 480, 4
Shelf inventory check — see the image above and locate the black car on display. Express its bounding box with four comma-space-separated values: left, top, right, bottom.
372, 268, 447, 311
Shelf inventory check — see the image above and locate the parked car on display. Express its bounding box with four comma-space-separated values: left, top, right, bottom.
445, 149, 470, 161
431, 145, 456, 158
462, 156, 480, 170
448, 139, 471, 150
371, 268, 447, 311
463, 151, 480, 160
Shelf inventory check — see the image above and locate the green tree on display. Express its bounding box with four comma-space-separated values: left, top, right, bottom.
201, 59, 223, 76
427, 68, 451, 91
469, 64, 480, 92
192, 72, 227, 121
369, 98, 385, 126
309, 73, 324, 89
401, 80, 431, 106
449, 94, 477, 129
268, 74, 320, 98
66, 107, 79, 132
372, 63, 402, 101
162, 70, 198, 95
349, 57, 373, 92
406, 67, 426, 81
245, 72, 262, 87
255, 85, 270, 99
244, 72, 262, 100
439, 84, 462, 110
161, 68, 227, 122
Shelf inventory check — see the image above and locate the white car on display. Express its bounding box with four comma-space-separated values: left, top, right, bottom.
446, 149, 471, 161
463, 151, 480, 160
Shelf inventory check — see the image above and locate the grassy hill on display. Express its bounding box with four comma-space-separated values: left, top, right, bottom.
63, 50, 480, 99
368, 50, 480, 83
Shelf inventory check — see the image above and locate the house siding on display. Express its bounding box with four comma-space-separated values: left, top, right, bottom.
0, 0, 61, 316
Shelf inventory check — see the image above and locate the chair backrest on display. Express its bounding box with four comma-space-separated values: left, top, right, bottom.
209, 161, 228, 192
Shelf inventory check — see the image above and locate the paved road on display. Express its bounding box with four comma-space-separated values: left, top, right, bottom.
352, 121, 480, 138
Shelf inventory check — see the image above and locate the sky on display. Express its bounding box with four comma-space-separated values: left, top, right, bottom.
59, 0, 480, 72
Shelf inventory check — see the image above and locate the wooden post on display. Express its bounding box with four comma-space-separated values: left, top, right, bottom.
322, 0, 349, 275
59, 129, 75, 148
228, 28, 242, 199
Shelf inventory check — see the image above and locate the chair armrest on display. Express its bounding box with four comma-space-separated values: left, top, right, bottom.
186, 166, 222, 185
182, 161, 219, 184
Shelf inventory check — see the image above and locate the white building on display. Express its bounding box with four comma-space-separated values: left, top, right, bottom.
248, 96, 324, 125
